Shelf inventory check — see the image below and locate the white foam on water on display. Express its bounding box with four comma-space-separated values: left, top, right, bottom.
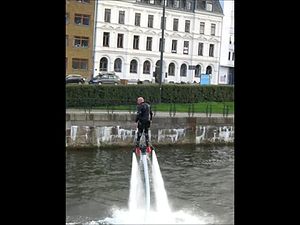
142, 154, 151, 212
95, 208, 218, 224
128, 153, 144, 211
151, 150, 171, 214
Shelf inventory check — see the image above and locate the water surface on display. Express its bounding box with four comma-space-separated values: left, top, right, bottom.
66, 145, 234, 224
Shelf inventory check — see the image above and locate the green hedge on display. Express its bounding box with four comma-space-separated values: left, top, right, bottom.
66, 84, 234, 107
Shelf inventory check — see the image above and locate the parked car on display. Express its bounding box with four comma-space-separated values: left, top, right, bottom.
88, 72, 120, 85
66, 74, 85, 84
136, 79, 152, 84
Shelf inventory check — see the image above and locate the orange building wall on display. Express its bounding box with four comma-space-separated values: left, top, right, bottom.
66, 0, 95, 79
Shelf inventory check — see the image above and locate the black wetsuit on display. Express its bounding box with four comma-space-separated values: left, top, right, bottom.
135, 102, 153, 147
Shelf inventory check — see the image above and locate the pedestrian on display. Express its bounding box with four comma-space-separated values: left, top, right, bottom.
135, 97, 153, 155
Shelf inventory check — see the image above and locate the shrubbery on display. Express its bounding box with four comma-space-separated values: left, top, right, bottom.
66, 84, 234, 107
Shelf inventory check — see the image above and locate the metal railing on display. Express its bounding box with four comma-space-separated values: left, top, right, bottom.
66, 98, 232, 118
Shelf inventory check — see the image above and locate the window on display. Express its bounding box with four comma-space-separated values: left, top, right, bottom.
77, 0, 90, 3
148, 15, 153, 28
161, 16, 166, 29
180, 64, 187, 77
130, 60, 138, 73
171, 40, 177, 53
187, 0, 192, 10
168, 63, 175, 76
74, 14, 90, 25
135, 13, 141, 26
74, 36, 89, 48
100, 57, 108, 71
174, 0, 180, 8
183, 41, 189, 54
211, 23, 216, 36
143, 61, 151, 74
185, 20, 190, 33
173, 18, 178, 31
195, 65, 201, 77
229, 36, 232, 44
155, 0, 163, 5
114, 58, 122, 72
119, 11, 125, 24
103, 32, 110, 47
133, 35, 139, 49
146, 37, 152, 51
104, 9, 111, 22
117, 34, 124, 48
196, 0, 202, 9
159, 38, 165, 51
72, 58, 88, 70
198, 42, 203, 56
209, 44, 214, 57
206, 66, 212, 74
206, 1, 213, 11
228, 52, 231, 60
232, 52, 235, 61
82, 15, 90, 26
200, 22, 205, 34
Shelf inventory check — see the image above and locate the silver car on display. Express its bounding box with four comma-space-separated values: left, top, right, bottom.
89, 73, 120, 85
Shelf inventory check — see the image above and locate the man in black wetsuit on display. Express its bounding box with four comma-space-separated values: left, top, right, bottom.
135, 97, 153, 155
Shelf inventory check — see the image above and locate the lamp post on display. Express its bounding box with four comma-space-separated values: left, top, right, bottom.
159, 0, 166, 103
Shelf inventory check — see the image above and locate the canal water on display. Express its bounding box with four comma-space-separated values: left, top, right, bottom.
66, 145, 234, 224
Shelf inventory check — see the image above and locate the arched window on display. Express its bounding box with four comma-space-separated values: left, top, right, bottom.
168, 63, 175, 76
206, 66, 212, 74
130, 59, 138, 73
180, 64, 187, 76
195, 65, 201, 77
143, 60, 151, 74
99, 57, 108, 72
114, 58, 122, 72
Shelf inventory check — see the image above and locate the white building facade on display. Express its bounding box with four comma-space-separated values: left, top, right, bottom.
94, 0, 223, 84
218, 0, 234, 85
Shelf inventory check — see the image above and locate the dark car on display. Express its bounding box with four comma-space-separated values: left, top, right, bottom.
66, 74, 85, 84
88, 72, 120, 85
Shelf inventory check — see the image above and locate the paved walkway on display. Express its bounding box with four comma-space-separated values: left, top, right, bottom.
66, 109, 234, 118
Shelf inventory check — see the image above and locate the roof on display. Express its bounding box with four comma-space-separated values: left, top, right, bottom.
196, 0, 223, 14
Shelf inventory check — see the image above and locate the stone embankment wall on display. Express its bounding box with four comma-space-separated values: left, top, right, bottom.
66, 113, 234, 148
